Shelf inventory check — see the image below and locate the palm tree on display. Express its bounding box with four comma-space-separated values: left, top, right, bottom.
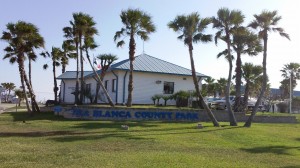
168, 12, 219, 127
241, 63, 263, 112
61, 40, 76, 73
231, 27, 262, 112
93, 54, 118, 103
1, 21, 44, 114
63, 17, 80, 104
245, 10, 290, 127
114, 8, 156, 107
204, 77, 216, 97
280, 63, 300, 100
72, 12, 97, 104
1, 82, 16, 102
216, 78, 227, 97
212, 8, 244, 126
41, 47, 64, 102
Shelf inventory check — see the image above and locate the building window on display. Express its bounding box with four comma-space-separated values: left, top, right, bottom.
112, 79, 116, 92
104, 80, 109, 91
163, 82, 174, 94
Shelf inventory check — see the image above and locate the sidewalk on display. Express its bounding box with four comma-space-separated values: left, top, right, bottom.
0, 103, 17, 114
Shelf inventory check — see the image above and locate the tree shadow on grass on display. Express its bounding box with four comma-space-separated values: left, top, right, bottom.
0, 131, 85, 137
240, 145, 300, 156
48, 132, 151, 142
6, 111, 67, 122
71, 120, 160, 130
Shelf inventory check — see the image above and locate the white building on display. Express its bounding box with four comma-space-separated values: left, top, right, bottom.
57, 54, 208, 105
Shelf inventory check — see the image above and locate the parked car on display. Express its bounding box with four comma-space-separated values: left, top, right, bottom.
246, 98, 266, 111
211, 96, 266, 111
210, 96, 235, 110
205, 97, 221, 108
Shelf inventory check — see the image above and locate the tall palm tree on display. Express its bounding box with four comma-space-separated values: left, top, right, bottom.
1, 21, 44, 114
41, 47, 64, 102
72, 12, 100, 104
212, 8, 244, 126
63, 18, 80, 104
168, 12, 219, 127
93, 54, 118, 103
245, 10, 290, 127
1, 82, 15, 102
61, 40, 76, 73
241, 63, 263, 112
231, 27, 262, 112
114, 8, 156, 107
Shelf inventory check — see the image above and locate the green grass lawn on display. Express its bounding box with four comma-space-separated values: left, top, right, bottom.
0, 110, 299, 168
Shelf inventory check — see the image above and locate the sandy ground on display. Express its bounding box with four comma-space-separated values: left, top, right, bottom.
0, 103, 17, 113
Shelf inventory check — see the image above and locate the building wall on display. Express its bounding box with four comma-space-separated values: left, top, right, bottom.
59, 71, 203, 105
60, 79, 76, 103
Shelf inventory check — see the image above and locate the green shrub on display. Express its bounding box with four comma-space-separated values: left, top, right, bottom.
173, 90, 190, 107
277, 102, 288, 113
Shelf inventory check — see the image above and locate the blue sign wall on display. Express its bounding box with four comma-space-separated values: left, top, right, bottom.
54, 106, 200, 122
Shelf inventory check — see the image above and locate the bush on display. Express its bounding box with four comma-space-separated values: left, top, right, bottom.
276, 102, 288, 113
173, 91, 189, 107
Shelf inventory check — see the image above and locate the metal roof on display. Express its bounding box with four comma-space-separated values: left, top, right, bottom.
57, 71, 93, 79
110, 54, 208, 77
59, 54, 209, 79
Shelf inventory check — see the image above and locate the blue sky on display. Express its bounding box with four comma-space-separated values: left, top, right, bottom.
0, 0, 298, 101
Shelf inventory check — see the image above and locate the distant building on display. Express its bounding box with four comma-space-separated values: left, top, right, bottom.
57, 54, 208, 105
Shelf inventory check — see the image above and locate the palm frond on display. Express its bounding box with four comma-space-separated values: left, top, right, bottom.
114, 28, 125, 41
116, 40, 125, 47
43, 64, 48, 70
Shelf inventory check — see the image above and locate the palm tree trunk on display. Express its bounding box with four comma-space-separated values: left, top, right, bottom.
94, 72, 105, 103
53, 59, 58, 102
242, 82, 250, 113
127, 34, 135, 107
23, 72, 40, 113
85, 50, 114, 107
29, 59, 32, 86
79, 34, 85, 104
28, 59, 35, 109
188, 43, 219, 127
94, 83, 100, 103
244, 34, 268, 127
62, 62, 66, 73
225, 31, 238, 126
75, 41, 80, 104
234, 52, 242, 112
18, 60, 32, 114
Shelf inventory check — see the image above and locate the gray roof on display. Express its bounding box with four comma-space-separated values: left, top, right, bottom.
110, 54, 208, 77
57, 71, 93, 79
58, 54, 209, 79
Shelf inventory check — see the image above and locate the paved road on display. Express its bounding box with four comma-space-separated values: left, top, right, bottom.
0, 103, 17, 113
